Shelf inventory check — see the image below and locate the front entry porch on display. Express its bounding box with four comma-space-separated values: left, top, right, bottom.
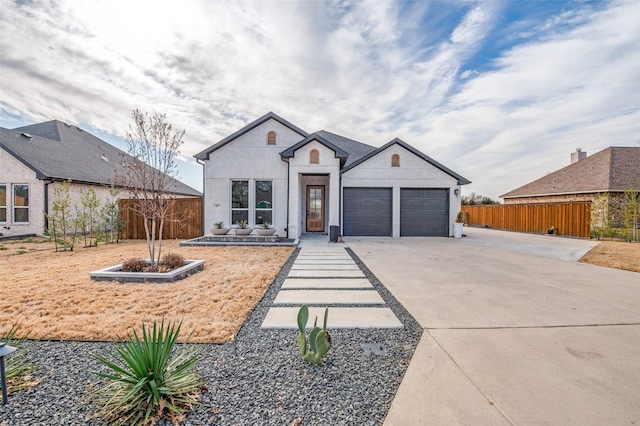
288, 172, 340, 239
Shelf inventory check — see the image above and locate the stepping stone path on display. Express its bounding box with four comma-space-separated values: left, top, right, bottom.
261, 247, 403, 329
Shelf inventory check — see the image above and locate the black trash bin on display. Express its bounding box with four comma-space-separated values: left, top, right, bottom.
329, 225, 340, 242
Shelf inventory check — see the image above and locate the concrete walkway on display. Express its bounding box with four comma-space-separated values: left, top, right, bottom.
346, 228, 640, 425
261, 235, 402, 329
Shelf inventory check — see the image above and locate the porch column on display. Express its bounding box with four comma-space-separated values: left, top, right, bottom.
288, 172, 301, 239
329, 170, 340, 227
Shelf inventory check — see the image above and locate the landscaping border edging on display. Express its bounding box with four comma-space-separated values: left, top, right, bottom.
89, 259, 205, 283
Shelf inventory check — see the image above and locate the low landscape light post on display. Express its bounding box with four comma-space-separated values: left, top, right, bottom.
0, 342, 17, 405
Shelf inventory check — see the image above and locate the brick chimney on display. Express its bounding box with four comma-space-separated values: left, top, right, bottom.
571, 148, 586, 164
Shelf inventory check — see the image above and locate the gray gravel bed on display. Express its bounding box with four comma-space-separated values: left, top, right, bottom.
1, 247, 422, 425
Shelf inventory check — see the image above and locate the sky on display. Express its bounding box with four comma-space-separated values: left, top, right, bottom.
1, 0, 638, 199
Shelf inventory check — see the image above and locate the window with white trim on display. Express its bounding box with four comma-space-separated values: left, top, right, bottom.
0, 184, 6, 223
231, 180, 249, 225
255, 180, 273, 225
13, 184, 29, 223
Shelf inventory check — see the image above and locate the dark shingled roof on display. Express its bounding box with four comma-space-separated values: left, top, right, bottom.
501, 147, 640, 198
1, 120, 201, 197
313, 130, 377, 168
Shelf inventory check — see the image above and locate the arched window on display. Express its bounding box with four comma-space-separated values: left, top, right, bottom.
391, 153, 400, 167
267, 131, 277, 145
309, 149, 320, 164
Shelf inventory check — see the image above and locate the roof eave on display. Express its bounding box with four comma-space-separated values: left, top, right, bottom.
0, 141, 47, 179
279, 133, 349, 160
502, 189, 624, 199
340, 138, 471, 185
194, 112, 309, 160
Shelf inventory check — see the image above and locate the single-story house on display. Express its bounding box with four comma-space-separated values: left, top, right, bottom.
195, 112, 470, 238
0, 120, 201, 237
501, 147, 640, 225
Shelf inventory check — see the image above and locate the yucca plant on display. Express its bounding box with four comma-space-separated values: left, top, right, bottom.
88, 320, 204, 426
0, 323, 39, 395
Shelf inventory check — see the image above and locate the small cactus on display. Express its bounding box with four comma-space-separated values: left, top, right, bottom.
296, 305, 331, 365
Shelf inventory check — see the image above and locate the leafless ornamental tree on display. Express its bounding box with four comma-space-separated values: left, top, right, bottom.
118, 109, 185, 270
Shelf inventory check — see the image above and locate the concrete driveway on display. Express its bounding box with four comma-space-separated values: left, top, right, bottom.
346, 228, 640, 425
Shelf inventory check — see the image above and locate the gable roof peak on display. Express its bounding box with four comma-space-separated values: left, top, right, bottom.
341, 136, 471, 185
279, 132, 349, 164
194, 111, 309, 160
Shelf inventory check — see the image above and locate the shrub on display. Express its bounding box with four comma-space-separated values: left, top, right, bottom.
162, 252, 186, 270
88, 320, 204, 426
121, 258, 148, 272
1, 324, 40, 395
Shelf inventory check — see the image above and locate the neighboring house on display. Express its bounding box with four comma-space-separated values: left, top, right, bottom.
0, 120, 201, 237
501, 147, 640, 224
195, 112, 470, 238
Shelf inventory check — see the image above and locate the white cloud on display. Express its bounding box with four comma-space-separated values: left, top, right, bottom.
0, 0, 638, 198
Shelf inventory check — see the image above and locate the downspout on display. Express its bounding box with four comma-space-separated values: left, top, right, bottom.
196, 158, 205, 236
339, 171, 342, 235
44, 179, 54, 234
281, 156, 290, 239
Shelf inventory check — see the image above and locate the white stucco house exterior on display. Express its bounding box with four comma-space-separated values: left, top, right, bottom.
196, 112, 470, 238
0, 120, 201, 237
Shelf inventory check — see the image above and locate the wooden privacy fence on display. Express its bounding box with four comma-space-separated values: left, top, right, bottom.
462, 202, 591, 238
119, 198, 203, 240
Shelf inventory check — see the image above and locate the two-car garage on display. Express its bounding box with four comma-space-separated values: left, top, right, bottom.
342, 187, 449, 237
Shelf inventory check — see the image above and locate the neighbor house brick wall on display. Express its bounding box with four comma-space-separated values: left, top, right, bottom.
0, 147, 44, 236
503, 193, 596, 204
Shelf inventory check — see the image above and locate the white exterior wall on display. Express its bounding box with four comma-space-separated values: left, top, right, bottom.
341, 144, 461, 237
201, 119, 303, 236
0, 147, 44, 236
287, 141, 341, 238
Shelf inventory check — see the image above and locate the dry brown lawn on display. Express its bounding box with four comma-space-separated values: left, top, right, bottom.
0, 239, 293, 343
579, 241, 640, 273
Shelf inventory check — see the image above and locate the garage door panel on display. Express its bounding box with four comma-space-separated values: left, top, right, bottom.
343, 187, 392, 236
400, 188, 448, 237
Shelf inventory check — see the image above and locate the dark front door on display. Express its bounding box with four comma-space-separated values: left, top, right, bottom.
306, 186, 324, 232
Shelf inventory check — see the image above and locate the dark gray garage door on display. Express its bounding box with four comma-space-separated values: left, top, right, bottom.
400, 188, 448, 236
343, 187, 392, 236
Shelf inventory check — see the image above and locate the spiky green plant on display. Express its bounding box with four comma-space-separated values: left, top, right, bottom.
297, 305, 332, 365
0, 323, 39, 394
88, 320, 204, 426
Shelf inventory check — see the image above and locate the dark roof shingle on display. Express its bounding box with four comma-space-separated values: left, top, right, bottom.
502, 147, 640, 198
1, 120, 201, 197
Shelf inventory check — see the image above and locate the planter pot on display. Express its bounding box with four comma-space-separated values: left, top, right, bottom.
235, 227, 253, 236
210, 228, 230, 235
256, 228, 276, 236
453, 222, 463, 239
